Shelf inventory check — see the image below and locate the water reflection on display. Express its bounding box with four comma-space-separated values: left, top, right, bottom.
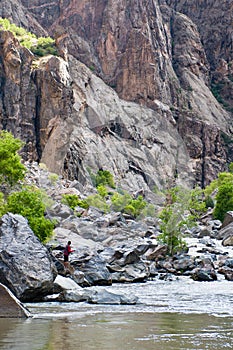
0, 313, 232, 350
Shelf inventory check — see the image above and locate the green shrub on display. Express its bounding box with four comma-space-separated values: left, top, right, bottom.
95, 170, 115, 188
31, 37, 58, 57
124, 196, 147, 217
111, 192, 132, 212
205, 171, 233, 221
0, 131, 26, 189
204, 195, 214, 209
111, 192, 148, 218
229, 162, 233, 173
85, 194, 110, 213
48, 173, 59, 185
97, 185, 108, 198
0, 192, 6, 216
0, 17, 58, 57
6, 187, 54, 242
213, 182, 233, 221
62, 194, 89, 210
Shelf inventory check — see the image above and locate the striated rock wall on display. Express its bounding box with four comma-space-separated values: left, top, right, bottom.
164, 0, 233, 113
0, 0, 232, 192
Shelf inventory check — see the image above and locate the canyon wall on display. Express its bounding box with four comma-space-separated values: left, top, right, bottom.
0, 0, 232, 194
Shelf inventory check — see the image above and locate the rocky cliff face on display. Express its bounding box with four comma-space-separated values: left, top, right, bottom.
0, 0, 232, 194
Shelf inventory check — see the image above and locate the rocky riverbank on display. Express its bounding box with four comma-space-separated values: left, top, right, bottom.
0, 162, 233, 316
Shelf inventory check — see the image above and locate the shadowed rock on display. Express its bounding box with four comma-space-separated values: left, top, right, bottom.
0, 283, 31, 318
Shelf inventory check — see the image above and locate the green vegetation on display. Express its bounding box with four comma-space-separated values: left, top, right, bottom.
0, 192, 6, 217
85, 194, 110, 213
0, 131, 54, 242
48, 173, 59, 185
6, 187, 54, 242
0, 17, 58, 57
205, 171, 233, 222
158, 187, 206, 255
97, 185, 108, 198
111, 192, 132, 212
95, 169, 115, 188
111, 192, 147, 218
89, 169, 116, 188
0, 131, 26, 189
62, 194, 89, 210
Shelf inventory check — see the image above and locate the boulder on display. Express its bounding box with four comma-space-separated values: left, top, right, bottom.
218, 266, 233, 281
88, 288, 138, 305
0, 283, 31, 318
222, 212, 233, 228
215, 222, 233, 240
191, 269, 217, 282
191, 257, 217, 281
56, 287, 138, 304
218, 258, 233, 281
0, 213, 57, 301
53, 275, 82, 291
145, 245, 168, 261
72, 254, 112, 286
111, 261, 149, 283
172, 255, 195, 274
222, 235, 233, 247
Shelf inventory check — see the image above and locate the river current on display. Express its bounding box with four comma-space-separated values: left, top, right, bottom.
0, 276, 232, 350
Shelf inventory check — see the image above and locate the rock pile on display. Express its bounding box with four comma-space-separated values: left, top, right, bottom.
0, 162, 233, 315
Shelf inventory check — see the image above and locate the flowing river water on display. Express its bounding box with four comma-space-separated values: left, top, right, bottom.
0, 276, 233, 350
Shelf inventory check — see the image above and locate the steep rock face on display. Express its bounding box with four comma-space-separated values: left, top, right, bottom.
165, 0, 233, 70
22, 0, 179, 107
165, 0, 233, 113
0, 1, 232, 191
0, 29, 196, 193
20, 1, 233, 178
0, 0, 47, 36
0, 30, 38, 159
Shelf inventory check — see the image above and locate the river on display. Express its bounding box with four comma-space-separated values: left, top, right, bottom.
0, 276, 232, 350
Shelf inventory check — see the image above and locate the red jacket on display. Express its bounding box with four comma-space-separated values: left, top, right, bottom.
64, 244, 73, 256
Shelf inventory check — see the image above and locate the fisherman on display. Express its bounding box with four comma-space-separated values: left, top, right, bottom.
63, 240, 74, 269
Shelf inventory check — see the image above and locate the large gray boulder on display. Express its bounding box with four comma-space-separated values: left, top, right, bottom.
72, 254, 112, 286
0, 213, 57, 301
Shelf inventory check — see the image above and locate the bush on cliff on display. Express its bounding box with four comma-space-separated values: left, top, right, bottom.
0, 17, 58, 57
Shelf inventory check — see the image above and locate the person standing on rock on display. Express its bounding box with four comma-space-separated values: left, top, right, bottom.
63, 241, 74, 269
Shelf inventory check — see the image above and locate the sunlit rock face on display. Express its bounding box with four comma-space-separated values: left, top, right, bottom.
0, 0, 232, 194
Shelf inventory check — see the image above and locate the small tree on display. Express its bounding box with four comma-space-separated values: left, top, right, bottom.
158, 187, 206, 255
0, 131, 26, 190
